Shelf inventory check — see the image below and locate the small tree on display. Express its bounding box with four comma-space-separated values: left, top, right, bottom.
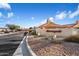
29, 27, 33, 29
28, 26, 37, 35
6, 24, 20, 31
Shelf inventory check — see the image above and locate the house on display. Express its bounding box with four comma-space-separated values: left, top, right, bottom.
36, 18, 79, 37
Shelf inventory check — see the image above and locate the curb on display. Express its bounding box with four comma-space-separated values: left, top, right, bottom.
13, 36, 36, 56
13, 37, 25, 56
26, 36, 36, 56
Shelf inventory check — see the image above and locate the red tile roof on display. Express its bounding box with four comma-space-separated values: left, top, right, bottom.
39, 19, 79, 29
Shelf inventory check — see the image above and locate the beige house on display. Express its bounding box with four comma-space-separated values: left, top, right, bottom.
36, 18, 79, 37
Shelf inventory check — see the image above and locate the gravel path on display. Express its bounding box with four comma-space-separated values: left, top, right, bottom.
28, 37, 79, 56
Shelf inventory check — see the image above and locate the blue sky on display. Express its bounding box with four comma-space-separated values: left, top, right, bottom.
0, 3, 79, 28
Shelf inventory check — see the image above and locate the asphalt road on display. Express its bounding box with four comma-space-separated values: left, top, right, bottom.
0, 32, 24, 56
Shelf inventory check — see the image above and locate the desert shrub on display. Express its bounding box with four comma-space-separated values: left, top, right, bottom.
64, 35, 79, 43
42, 36, 53, 40
30, 30, 37, 35
1, 30, 5, 32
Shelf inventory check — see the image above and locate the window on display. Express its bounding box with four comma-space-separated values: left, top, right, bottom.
46, 30, 62, 33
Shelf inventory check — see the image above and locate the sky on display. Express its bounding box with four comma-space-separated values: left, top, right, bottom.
0, 3, 79, 28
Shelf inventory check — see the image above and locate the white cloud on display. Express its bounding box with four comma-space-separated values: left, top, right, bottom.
37, 17, 54, 26
0, 12, 2, 17
40, 19, 47, 25
0, 3, 13, 18
69, 5, 79, 18
55, 11, 67, 20
48, 17, 54, 22
7, 12, 14, 18
35, 19, 47, 26
55, 5, 79, 19
0, 3, 11, 10
68, 11, 72, 14
69, 10, 79, 18
78, 5, 79, 9
31, 17, 34, 20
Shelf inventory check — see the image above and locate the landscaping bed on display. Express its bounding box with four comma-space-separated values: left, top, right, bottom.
28, 36, 79, 56
64, 35, 79, 43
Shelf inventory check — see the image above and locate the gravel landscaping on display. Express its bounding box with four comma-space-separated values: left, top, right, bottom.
28, 36, 79, 56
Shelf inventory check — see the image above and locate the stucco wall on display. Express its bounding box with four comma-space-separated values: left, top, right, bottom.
36, 28, 79, 37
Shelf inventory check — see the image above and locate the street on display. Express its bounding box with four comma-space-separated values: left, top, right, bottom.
0, 32, 24, 56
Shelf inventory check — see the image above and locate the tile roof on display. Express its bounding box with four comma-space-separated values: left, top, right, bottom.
39, 19, 79, 29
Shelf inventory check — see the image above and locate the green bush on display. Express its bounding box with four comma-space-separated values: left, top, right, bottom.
64, 35, 79, 43
30, 30, 37, 35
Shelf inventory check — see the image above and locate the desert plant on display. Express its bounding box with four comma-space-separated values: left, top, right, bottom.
1, 30, 4, 32
31, 30, 37, 35
6, 24, 20, 31
64, 35, 79, 43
